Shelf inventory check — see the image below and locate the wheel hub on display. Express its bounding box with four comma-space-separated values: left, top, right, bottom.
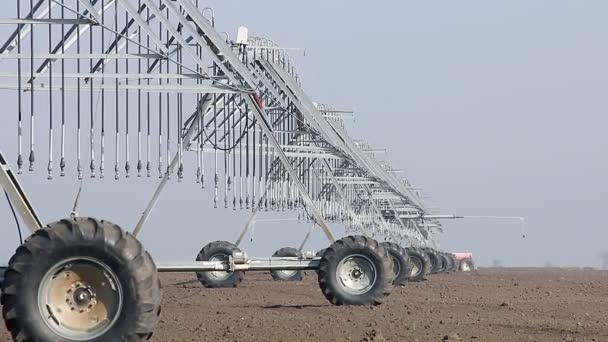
67, 282, 97, 312
410, 257, 422, 277
277, 269, 298, 277
209, 254, 231, 280
38, 257, 123, 339
336, 254, 378, 295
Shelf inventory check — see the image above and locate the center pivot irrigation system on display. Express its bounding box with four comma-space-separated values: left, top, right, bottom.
0, 1, 478, 341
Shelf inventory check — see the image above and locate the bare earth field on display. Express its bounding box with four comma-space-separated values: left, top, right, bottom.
2, 268, 607, 341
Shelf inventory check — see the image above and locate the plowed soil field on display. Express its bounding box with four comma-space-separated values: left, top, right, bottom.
2, 268, 607, 341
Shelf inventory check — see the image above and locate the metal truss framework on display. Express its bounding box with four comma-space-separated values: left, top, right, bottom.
0, 0, 458, 249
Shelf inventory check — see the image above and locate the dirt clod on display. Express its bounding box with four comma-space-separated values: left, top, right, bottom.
362, 329, 385, 341
443, 333, 461, 341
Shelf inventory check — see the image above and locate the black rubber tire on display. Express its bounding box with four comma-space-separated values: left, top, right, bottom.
380, 242, 410, 286
405, 247, 430, 282
438, 253, 450, 273
443, 253, 454, 273
420, 248, 432, 276
432, 250, 443, 273
270, 247, 304, 281
0, 267, 5, 288
424, 248, 440, 274
460, 258, 476, 272
448, 254, 458, 272
318, 236, 393, 306
450, 253, 460, 272
195, 241, 244, 288
1, 217, 161, 342
312, 249, 327, 274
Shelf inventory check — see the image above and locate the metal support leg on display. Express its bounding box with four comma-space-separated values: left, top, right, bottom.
235, 210, 257, 247
298, 224, 315, 252
0, 150, 43, 233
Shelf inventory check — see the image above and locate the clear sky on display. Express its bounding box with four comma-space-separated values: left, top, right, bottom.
0, 1, 606, 267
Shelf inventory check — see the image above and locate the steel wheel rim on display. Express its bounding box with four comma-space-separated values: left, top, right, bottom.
410, 257, 422, 277
276, 269, 298, 278
38, 257, 123, 340
461, 261, 471, 271
209, 254, 231, 280
336, 254, 377, 295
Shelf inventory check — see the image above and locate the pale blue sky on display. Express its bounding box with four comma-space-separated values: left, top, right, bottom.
0, 1, 606, 267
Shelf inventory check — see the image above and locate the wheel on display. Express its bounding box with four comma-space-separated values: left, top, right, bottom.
1, 217, 161, 342
317, 236, 393, 306
312, 249, 327, 274
444, 253, 455, 272
270, 247, 304, 281
420, 248, 432, 276
405, 247, 430, 282
448, 254, 458, 272
431, 250, 443, 273
0, 266, 5, 287
460, 258, 476, 272
438, 253, 450, 273
380, 242, 410, 286
195, 241, 244, 288
424, 248, 440, 274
